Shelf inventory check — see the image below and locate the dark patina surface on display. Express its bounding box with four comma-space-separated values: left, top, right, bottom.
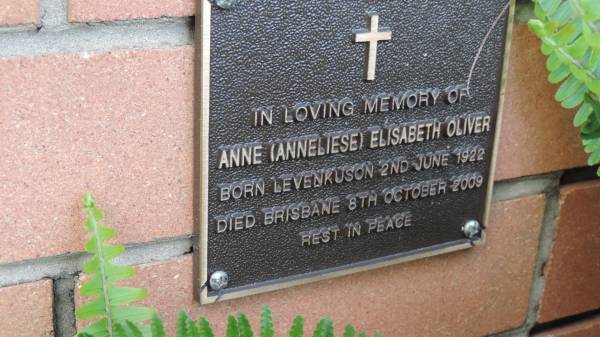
199, 0, 511, 300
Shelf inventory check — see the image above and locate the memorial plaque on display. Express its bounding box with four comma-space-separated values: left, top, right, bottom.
195, 0, 515, 303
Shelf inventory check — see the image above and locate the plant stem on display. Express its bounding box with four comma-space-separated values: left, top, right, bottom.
87, 206, 114, 337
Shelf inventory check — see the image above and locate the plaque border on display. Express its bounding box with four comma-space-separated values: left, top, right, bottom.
194, 0, 516, 305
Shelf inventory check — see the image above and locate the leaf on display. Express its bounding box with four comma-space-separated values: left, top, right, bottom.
122, 321, 145, 337
260, 305, 274, 337
589, 148, 600, 166
373, 334, 383, 337
227, 315, 240, 337
550, 1, 574, 25
529, 19, 547, 38
198, 317, 215, 337
186, 315, 200, 337
343, 325, 356, 337
289, 316, 304, 337
589, 79, 600, 96
238, 313, 254, 337
561, 83, 587, 108
546, 51, 562, 71
311, 318, 333, 337
113, 322, 129, 337
581, 0, 600, 21
77, 193, 153, 337
111, 307, 156, 323
358, 332, 367, 337
151, 315, 166, 337
539, 0, 561, 16
177, 311, 188, 337
575, 102, 594, 127
555, 76, 585, 102
549, 64, 570, 83
79, 319, 110, 337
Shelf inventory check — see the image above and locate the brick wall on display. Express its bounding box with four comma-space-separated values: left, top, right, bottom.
0, 1, 598, 337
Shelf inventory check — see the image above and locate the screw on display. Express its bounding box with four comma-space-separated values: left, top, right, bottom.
215, 0, 238, 9
462, 220, 481, 239
209, 271, 229, 290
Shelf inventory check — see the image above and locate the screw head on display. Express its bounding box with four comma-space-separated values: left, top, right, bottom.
209, 271, 229, 290
462, 220, 481, 239
215, 0, 238, 9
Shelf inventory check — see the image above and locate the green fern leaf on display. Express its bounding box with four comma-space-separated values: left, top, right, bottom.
76, 333, 96, 337
113, 322, 129, 337
549, 64, 570, 83
260, 305, 274, 337
123, 321, 145, 337
151, 315, 166, 337
77, 193, 154, 337
322, 318, 334, 337
358, 332, 367, 337
238, 313, 254, 337
311, 317, 333, 337
373, 333, 382, 337
198, 317, 215, 337
343, 325, 356, 337
556, 76, 585, 102
227, 315, 240, 337
289, 316, 304, 337
575, 102, 594, 127
176, 311, 188, 337
310, 320, 324, 337
561, 84, 588, 108
186, 315, 200, 337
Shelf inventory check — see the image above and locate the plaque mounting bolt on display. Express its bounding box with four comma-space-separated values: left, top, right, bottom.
214, 0, 238, 9
209, 271, 229, 291
462, 220, 482, 239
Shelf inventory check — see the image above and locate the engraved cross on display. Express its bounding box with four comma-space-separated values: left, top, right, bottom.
354, 14, 392, 81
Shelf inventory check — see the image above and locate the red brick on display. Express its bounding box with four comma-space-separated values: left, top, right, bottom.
69, 0, 194, 23
538, 181, 600, 323
0, 0, 38, 27
0, 280, 54, 337
495, 25, 587, 181
533, 314, 600, 337
76, 196, 545, 337
0, 48, 194, 263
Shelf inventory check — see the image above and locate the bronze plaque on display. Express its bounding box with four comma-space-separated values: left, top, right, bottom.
195, 0, 514, 303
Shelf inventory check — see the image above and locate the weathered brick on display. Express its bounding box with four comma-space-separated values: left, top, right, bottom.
0, 0, 38, 27
76, 196, 545, 337
538, 181, 600, 323
0, 47, 194, 263
0, 280, 54, 337
495, 25, 587, 181
533, 314, 600, 337
69, 0, 194, 23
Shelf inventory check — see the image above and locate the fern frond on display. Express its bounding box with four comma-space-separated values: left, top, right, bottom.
177, 311, 188, 337
289, 316, 304, 337
529, 0, 600, 174
112, 320, 145, 337
185, 315, 200, 337
238, 313, 254, 337
150, 315, 166, 337
311, 317, 333, 337
260, 305, 274, 337
77, 193, 154, 337
197, 317, 215, 337
343, 325, 356, 337
227, 315, 240, 337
